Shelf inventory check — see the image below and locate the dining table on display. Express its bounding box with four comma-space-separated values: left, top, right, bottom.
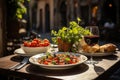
0, 47, 120, 80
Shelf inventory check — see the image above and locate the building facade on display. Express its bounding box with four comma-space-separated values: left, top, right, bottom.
0, 0, 119, 56
29, 0, 119, 33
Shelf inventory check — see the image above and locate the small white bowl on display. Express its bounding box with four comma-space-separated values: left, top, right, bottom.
21, 45, 50, 55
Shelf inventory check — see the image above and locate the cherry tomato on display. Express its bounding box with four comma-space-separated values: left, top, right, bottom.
30, 41, 37, 47
24, 41, 31, 47
23, 41, 28, 46
69, 60, 73, 64
38, 43, 44, 47
23, 38, 50, 47
44, 61, 48, 65
43, 42, 50, 46
43, 39, 49, 43
33, 38, 41, 44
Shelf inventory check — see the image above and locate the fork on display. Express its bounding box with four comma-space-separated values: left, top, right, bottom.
9, 57, 29, 70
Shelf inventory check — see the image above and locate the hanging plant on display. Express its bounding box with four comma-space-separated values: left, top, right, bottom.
7, 0, 30, 20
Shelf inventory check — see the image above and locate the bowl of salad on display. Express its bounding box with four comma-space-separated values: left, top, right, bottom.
21, 38, 50, 54
29, 52, 87, 70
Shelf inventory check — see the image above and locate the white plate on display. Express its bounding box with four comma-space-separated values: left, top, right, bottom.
29, 52, 88, 70
14, 48, 37, 56
79, 51, 116, 57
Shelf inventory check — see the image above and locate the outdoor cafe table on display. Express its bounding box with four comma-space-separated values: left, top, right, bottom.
0, 50, 120, 80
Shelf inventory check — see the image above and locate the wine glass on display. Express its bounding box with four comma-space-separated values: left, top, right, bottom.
84, 26, 99, 64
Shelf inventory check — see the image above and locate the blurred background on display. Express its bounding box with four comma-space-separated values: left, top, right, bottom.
0, 0, 120, 57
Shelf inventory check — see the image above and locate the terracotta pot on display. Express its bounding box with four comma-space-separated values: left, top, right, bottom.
57, 38, 72, 52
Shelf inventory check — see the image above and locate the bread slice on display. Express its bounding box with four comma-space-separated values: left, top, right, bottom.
91, 44, 100, 53
100, 43, 116, 52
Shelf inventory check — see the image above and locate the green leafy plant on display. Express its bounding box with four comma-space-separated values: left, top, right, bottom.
51, 18, 91, 44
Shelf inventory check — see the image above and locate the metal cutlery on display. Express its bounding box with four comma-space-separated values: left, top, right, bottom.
9, 57, 29, 70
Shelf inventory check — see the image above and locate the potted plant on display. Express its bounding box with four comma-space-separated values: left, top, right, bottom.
51, 18, 90, 52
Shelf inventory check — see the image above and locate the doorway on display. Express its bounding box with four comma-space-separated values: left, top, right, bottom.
60, 1, 67, 26
102, 0, 116, 23
80, 5, 89, 26
39, 9, 43, 33
45, 4, 50, 33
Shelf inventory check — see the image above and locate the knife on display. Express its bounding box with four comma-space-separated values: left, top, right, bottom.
10, 57, 29, 70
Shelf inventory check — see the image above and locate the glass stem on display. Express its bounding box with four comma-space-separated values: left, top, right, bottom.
90, 55, 93, 64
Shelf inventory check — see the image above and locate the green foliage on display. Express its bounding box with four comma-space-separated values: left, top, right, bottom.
16, 6, 27, 19
9, 0, 30, 19
51, 18, 91, 44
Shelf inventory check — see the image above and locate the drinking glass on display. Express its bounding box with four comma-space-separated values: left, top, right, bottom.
84, 26, 99, 64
